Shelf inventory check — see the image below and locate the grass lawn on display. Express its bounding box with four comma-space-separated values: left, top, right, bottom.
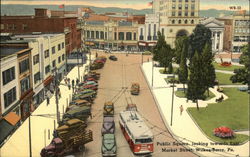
159, 67, 178, 74
213, 62, 242, 72
216, 72, 242, 85
188, 88, 249, 144
175, 90, 215, 101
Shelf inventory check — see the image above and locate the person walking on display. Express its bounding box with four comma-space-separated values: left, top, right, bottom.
72, 79, 75, 92
58, 87, 61, 99
76, 78, 80, 86
179, 105, 184, 115
46, 94, 50, 105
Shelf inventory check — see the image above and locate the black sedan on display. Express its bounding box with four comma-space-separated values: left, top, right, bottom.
109, 55, 118, 61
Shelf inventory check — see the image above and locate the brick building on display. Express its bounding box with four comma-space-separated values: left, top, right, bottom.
0, 8, 81, 55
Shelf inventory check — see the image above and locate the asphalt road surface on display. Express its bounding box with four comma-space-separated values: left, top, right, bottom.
78, 51, 196, 157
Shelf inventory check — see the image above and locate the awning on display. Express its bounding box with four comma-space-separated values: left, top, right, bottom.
4, 112, 21, 126
43, 75, 53, 86
0, 119, 14, 146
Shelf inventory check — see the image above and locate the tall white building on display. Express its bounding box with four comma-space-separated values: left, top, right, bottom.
153, 0, 200, 47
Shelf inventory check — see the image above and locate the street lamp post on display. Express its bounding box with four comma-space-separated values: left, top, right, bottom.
170, 74, 175, 126
53, 68, 60, 125
77, 49, 80, 81
151, 59, 154, 87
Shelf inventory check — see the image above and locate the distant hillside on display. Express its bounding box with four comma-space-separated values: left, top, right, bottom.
0, 4, 244, 17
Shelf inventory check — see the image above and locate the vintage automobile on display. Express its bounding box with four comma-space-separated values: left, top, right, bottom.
80, 84, 98, 91
101, 117, 115, 135
79, 81, 98, 87
103, 101, 114, 116
130, 83, 140, 95
101, 134, 117, 157
126, 103, 137, 111
109, 55, 117, 61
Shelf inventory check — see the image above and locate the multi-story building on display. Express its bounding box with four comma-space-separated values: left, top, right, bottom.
201, 17, 225, 53
12, 33, 66, 108
0, 54, 20, 118
231, 11, 250, 52
138, 14, 160, 51
84, 20, 141, 51
217, 17, 233, 52
0, 8, 81, 56
153, 0, 200, 47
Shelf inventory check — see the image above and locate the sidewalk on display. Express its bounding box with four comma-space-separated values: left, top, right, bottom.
0, 54, 95, 157
141, 61, 249, 157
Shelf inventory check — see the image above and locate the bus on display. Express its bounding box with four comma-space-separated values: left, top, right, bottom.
119, 111, 154, 154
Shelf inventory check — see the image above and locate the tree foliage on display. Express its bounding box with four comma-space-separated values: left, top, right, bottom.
152, 31, 167, 62
178, 41, 188, 92
230, 44, 250, 87
174, 36, 188, 64
188, 24, 212, 59
201, 43, 216, 96
187, 52, 207, 110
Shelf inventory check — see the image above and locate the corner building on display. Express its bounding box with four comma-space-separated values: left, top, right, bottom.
154, 0, 200, 48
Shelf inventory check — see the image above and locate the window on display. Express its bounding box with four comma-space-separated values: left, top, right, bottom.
33, 54, 39, 65
58, 56, 61, 63
172, 4, 176, 9
22, 24, 28, 30
185, 4, 188, 9
96, 31, 99, 39
1, 24, 4, 30
58, 44, 61, 51
52, 60, 56, 67
34, 72, 40, 84
2, 67, 15, 85
178, 11, 182, 16
178, 20, 182, 24
185, 11, 188, 16
172, 20, 175, 24
126, 32, 132, 40
134, 33, 136, 40
87, 31, 90, 38
191, 19, 194, 24
172, 11, 176, 16
185, 0, 188, 2
91, 31, 94, 38
191, 4, 195, 9
161, 28, 164, 36
20, 77, 30, 95
185, 20, 188, 24
114, 32, 117, 40
191, 12, 195, 16
148, 24, 151, 36
100, 31, 104, 39
153, 24, 156, 36
52, 46, 55, 54
44, 49, 49, 58
179, 0, 182, 2
105, 32, 107, 39
45, 65, 50, 74
178, 4, 182, 10
118, 32, 124, 40
19, 58, 29, 74
62, 42, 64, 49
172, 0, 176, 2
4, 87, 16, 109
62, 54, 65, 61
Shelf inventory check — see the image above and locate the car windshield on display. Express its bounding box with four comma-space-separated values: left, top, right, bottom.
105, 105, 113, 109
135, 138, 153, 144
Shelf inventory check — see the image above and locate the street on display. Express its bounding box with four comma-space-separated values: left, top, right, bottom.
81, 51, 196, 157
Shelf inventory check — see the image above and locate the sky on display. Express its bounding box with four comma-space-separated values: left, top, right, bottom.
1, 0, 249, 10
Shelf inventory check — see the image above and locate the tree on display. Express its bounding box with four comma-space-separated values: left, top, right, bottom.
158, 45, 173, 73
187, 52, 206, 110
152, 31, 167, 62
174, 36, 188, 64
188, 24, 212, 59
178, 46, 188, 93
201, 43, 216, 96
230, 44, 250, 89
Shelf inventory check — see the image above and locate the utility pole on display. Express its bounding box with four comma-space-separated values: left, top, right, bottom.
151, 60, 154, 87
88, 47, 91, 72
141, 51, 143, 64
28, 109, 32, 157
54, 69, 60, 124
170, 74, 175, 126
77, 49, 80, 80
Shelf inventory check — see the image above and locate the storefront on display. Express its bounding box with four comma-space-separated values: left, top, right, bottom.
33, 83, 45, 109
20, 88, 34, 121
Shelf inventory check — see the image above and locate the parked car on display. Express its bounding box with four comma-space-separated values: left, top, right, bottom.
130, 83, 140, 95
79, 81, 98, 87
109, 55, 117, 61
101, 117, 115, 135
101, 134, 117, 157
84, 77, 98, 82
103, 101, 114, 116
81, 84, 98, 91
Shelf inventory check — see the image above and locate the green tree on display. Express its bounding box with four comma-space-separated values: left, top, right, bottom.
174, 36, 188, 64
152, 31, 167, 62
187, 52, 206, 110
178, 47, 188, 93
158, 45, 173, 73
188, 24, 212, 59
230, 44, 250, 88
201, 43, 216, 96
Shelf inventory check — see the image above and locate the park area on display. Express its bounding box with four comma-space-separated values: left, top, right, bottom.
188, 88, 249, 144
212, 62, 242, 72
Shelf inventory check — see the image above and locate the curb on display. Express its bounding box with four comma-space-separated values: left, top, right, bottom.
139, 64, 201, 157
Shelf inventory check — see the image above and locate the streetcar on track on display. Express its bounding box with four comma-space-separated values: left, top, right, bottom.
119, 111, 154, 155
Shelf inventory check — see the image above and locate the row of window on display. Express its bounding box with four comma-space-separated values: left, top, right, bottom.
19, 58, 29, 74
233, 36, 250, 42
172, 4, 195, 10
86, 30, 138, 41
172, 11, 195, 16
45, 54, 65, 74
0, 24, 28, 30
171, 19, 195, 24
172, 0, 195, 2
235, 20, 250, 26
4, 87, 16, 109
235, 28, 250, 34
45, 42, 64, 58
2, 67, 15, 85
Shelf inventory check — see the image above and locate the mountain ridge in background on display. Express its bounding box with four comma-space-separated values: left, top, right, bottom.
0, 4, 238, 17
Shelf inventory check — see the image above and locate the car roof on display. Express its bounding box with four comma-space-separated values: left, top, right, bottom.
103, 133, 115, 139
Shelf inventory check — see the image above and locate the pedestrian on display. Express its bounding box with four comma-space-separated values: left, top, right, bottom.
76, 78, 80, 86
68, 83, 71, 90
46, 94, 50, 105
72, 79, 75, 92
64, 77, 67, 85
67, 78, 70, 84
58, 87, 61, 99
179, 105, 184, 115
